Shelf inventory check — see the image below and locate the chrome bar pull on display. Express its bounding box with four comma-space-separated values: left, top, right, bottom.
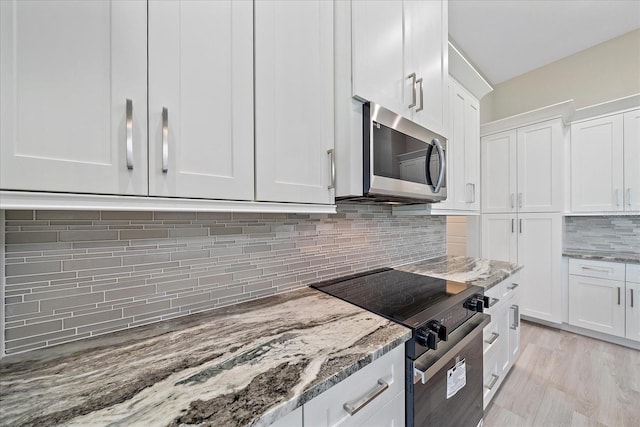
472, 183, 476, 203
485, 374, 499, 390
618, 287, 621, 305
343, 379, 389, 416
126, 99, 134, 170
484, 332, 500, 345
162, 107, 169, 173
631, 289, 634, 308
488, 297, 500, 307
581, 266, 611, 273
519, 219, 523, 234
511, 218, 515, 233
407, 73, 417, 108
507, 283, 519, 291
327, 149, 336, 190
415, 77, 424, 112
511, 304, 520, 329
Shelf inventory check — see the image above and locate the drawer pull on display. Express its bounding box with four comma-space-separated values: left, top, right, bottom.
126, 99, 134, 170
488, 297, 500, 308
510, 304, 520, 330
581, 266, 611, 273
485, 373, 499, 390
507, 283, 519, 291
162, 107, 169, 173
618, 287, 621, 305
631, 289, 634, 308
484, 332, 500, 345
343, 379, 389, 416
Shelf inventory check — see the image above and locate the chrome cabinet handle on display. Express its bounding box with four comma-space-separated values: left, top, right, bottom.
472, 183, 476, 203
510, 193, 515, 209
126, 99, 134, 170
485, 374, 499, 390
407, 73, 417, 108
510, 304, 520, 329
511, 218, 515, 233
628, 188, 632, 207
518, 192, 523, 208
519, 219, 523, 233
581, 266, 611, 273
343, 379, 389, 416
507, 283, 519, 291
327, 149, 336, 190
489, 297, 500, 307
631, 289, 634, 308
415, 77, 424, 112
162, 107, 169, 173
618, 287, 621, 305
484, 332, 500, 345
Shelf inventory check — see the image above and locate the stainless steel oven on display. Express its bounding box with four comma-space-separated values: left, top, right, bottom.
409, 313, 490, 427
352, 102, 447, 204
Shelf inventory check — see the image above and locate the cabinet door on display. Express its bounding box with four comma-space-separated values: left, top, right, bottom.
148, 0, 254, 200
0, 0, 147, 195
571, 115, 624, 212
517, 120, 563, 212
351, 1, 405, 116
465, 93, 481, 211
481, 214, 518, 264
626, 281, 640, 342
623, 109, 640, 212
568, 276, 626, 337
481, 131, 517, 213
405, 0, 448, 137
255, 0, 334, 204
517, 213, 562, 323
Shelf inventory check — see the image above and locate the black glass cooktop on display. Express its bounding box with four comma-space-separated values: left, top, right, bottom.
311, 268, 474, 326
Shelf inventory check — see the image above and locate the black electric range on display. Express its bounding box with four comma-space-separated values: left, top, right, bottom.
312, 268, 490, 427
311, 268, 487, 360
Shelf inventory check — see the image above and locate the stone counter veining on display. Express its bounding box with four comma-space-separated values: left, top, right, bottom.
563, 249, 640, 265
0, 288, 411, 427
395, 255, 522, 290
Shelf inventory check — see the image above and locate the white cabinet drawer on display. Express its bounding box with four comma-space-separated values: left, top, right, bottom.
357, 391, 405, 427
569, 258, 625, 281
303, 345, 404, 427
627, 264, 640, 283
482, 320, 502, 357
482, 350, 502, 410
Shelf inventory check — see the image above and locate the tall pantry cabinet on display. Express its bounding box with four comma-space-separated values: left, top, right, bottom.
481, 118, 565, 323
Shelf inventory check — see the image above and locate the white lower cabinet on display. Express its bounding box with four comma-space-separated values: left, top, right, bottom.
303, 345, 405, 427
568, 259, 639, 342
482, 275, 521, 409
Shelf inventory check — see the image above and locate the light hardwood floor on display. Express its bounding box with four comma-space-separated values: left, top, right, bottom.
484, 321, 640, 427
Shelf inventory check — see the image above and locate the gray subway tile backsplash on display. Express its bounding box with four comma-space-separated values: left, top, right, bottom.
564, 216, 640, 252
3, 204, 445, 354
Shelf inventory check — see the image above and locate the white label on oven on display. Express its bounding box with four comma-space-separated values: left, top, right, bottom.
446, 359, 466, 399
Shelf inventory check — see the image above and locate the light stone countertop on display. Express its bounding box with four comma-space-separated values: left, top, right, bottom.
0, 287, 411, 427
563, 249, 640, 265
395, 255, 523, 290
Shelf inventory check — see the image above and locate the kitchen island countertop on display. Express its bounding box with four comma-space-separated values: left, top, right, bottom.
395, 255, 523, 290
0, 287, 411, 427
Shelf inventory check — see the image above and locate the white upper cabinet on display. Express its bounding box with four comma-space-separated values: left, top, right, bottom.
1, 0, 148, 195
570, 108, 639, 213
481, 131, 517, 213
481, 213, 518, 264
254, 0, 334, 204
352, 0, 448, 137
148, 0, 254, 200
570, 114, 625, 212
482, 119, 563, 214
623, 109, 640, 212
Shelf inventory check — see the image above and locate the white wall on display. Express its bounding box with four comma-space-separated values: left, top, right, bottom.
481, 29, 640, 123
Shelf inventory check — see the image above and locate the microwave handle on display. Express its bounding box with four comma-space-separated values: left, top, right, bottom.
432, 139, 446, 193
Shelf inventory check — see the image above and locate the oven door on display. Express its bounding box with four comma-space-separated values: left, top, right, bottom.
407, 313, 490, 427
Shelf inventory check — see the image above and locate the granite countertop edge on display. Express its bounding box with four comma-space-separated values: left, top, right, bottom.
562, 250, 640, 265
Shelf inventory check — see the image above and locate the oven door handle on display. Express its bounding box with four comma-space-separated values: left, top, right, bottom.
413, 313, 491, 385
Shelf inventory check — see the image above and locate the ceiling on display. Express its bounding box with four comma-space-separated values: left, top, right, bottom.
449, 0, 640, 85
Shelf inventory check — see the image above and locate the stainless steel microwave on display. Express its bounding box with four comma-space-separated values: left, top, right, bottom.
346, 102, 447, 204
